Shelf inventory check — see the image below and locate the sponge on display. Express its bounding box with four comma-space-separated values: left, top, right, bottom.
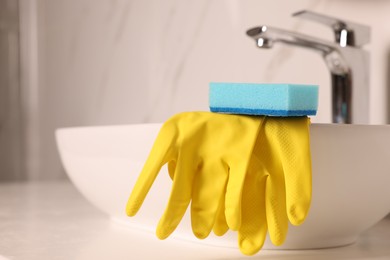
209, 83, 318, 117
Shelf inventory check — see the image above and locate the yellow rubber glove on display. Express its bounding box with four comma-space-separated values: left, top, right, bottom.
213, 116, 312, 255
126, 112, 264, 239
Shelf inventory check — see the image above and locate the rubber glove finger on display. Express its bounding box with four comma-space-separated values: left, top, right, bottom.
126, 123, 177, 216
223, 118, 266, 231
213, 192, 229, 236
167, 160, 176, 180
269, 117, 312, 226
156, 151, 196, 240
265, 168, 288, 246
191, 161, 229, 239
238, 173, 268, 256
224, 162, 248, 231
238, 128, 267, 255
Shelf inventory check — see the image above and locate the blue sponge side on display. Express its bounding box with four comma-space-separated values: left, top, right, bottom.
209, 83, 319, 116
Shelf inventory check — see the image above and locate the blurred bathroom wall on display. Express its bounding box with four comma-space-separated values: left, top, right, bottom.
5, 0, 390, 180
0, 0, 23, 181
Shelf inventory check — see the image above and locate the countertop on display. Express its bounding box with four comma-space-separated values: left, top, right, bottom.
0, 181, 389, 260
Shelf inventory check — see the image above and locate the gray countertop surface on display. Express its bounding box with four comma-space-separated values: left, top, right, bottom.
0, 181, 389, 260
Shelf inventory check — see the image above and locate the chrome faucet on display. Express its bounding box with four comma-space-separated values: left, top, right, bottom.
246, 10, 370, 124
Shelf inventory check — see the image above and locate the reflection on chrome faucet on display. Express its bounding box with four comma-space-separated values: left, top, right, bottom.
246, 10, 370, 124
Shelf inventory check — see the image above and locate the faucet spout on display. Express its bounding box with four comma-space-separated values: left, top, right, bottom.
247, 26, 334, 52
246, 25, 349, 76
246, 17, 370, 124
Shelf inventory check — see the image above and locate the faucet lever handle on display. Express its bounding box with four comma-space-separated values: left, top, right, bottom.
293, 10, 370, 47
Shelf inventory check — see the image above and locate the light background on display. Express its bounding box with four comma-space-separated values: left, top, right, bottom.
13, 0, 390, 179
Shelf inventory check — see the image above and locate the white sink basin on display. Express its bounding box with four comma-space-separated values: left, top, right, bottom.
55, 123, 390, 250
